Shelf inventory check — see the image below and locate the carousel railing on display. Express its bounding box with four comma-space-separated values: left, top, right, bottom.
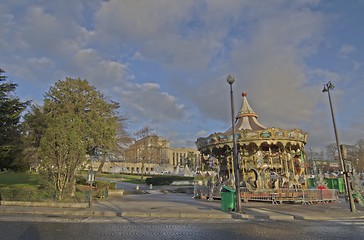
193, 183, 339, 204
240, 187, 339, 204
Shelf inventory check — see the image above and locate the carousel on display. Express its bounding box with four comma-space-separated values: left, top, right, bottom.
196, 92, 308, 193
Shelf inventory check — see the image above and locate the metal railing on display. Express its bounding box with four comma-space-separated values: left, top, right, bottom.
240, 188, 338, 204
193, 183, 339, 204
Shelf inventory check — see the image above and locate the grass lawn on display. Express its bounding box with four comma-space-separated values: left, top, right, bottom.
0, 172, 89, 202
0, 172, 41, 186
97, 173, 146, 184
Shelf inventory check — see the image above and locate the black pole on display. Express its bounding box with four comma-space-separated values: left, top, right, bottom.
227, 75, 242, 213
323, 81, 356, 212
340, 144, 356, 212
326, 86, 348, 194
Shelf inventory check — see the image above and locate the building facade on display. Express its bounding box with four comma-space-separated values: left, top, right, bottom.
93, 135, 201, 174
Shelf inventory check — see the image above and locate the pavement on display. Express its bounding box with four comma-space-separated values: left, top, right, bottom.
0, 185, 363, 221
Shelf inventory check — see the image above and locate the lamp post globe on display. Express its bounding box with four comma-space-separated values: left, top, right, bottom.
226, 75, 235, 85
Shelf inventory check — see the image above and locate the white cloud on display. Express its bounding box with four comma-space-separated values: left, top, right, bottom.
131, 51, 145, 61
196, 130, 208, 137
339, 44, 355, 56
114, 82, 186, 127
69, 48, 129, 92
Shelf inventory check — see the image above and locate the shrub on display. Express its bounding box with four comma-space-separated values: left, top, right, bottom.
95, 180, 116, 190
94, 180, 116, 199
145, 176, 194, 186
76, 175, 87, 185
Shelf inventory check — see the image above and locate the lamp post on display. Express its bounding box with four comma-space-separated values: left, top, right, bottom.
227, 75, 242, 213
322, 81, 355, 212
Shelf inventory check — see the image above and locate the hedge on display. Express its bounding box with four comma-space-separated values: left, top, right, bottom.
145, 176, 194, 186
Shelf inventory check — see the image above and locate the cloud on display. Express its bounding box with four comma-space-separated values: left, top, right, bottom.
339, 44, 355, 56
180, 1, 325, 130
196, 130, 208, 137
93, 0, 235, 71
310, 68, 341, 83
131, 51, 145, 61
114, 82, 186, 127
1, 0, 363, 150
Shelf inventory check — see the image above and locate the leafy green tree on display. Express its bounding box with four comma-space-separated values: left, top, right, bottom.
21, 105, 48, 171
39, 115, 85, 200
35, 77, 121, 200
43, 78, 119, 156
0, 68, 30, 171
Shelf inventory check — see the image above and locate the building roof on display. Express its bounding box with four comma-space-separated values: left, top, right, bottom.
225, 92, 266, 134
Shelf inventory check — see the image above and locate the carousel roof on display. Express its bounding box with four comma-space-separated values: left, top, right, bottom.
196, 91, 307, 152
225, 92, 266, 134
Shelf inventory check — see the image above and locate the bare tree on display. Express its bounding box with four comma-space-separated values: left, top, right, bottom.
133, 126, 154, 140
326, 143, 338, 161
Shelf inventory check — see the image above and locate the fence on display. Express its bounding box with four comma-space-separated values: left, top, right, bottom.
241, 188, 339, 204
193, 184, 221, 199
194, 183, 338, 204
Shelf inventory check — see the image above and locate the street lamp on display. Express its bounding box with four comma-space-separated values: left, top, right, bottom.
226, 75, 242, 213
322, 81, 356, 212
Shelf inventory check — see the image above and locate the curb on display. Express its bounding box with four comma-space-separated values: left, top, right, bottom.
1, 206, 362, 221
0, 208, 233, 219
1, 208, 363, 221
0, 201, 89, 208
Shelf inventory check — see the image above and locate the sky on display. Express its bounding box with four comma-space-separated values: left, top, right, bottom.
1, 0, 364, 152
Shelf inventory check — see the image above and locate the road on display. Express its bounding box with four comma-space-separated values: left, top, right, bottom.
1, 217, 363, 240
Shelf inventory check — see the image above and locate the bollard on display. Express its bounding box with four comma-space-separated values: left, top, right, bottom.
150, 184, 153, 190
136, 185, 139, 190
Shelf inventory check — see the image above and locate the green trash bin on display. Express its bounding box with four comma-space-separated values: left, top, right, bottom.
336, 178, 344, 193
308, 178, 316, 188
220, 185, 235, 212
324, 178, 345, 193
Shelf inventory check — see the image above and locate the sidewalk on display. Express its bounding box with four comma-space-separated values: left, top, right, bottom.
0, 189, 363, 221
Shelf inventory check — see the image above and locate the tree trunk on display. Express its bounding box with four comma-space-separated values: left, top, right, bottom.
141, 162, 144, 180
98, 154, 107, 172
70, 177, 76, 197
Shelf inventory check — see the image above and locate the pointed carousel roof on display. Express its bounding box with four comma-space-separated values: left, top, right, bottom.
196, 90, 307, 153
225, 92, 266, 135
